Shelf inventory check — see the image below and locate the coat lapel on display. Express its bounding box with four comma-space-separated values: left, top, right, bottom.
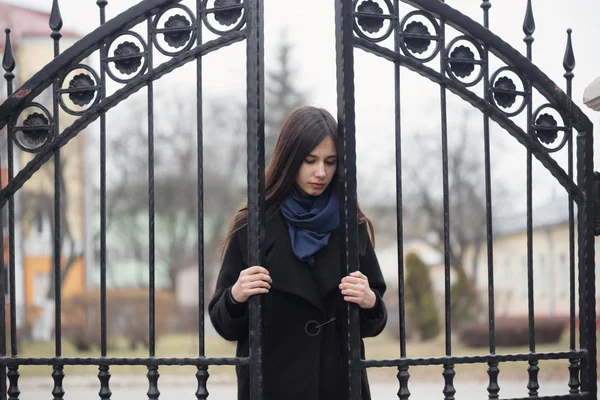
265, 213, 326, 312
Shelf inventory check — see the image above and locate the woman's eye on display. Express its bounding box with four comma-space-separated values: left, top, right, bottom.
326, 160, 336, 165
304, 159, 315, 164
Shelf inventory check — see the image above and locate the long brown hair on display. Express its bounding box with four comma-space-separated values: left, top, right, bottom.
221, 106, 374, 256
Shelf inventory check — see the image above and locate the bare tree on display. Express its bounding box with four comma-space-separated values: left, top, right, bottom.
104, 93, 247, 295
265, 32, 308, 158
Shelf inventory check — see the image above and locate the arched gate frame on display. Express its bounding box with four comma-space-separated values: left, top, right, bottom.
0, 0, 596, 399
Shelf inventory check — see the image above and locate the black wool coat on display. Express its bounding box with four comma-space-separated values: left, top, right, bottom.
208, 212, 388, 400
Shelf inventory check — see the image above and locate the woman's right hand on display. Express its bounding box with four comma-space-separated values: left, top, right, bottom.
231, 266, 272, 303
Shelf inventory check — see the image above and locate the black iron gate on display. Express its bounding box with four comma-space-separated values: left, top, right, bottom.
0, 0, 596, 399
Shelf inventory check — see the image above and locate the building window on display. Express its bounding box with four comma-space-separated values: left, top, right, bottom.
538, 254, 546, 297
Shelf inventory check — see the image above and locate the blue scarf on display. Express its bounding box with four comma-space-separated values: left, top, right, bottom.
280, 185, 340, 266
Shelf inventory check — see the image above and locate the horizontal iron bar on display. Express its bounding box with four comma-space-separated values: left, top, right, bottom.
362, 350, 587, 368
0, 357, 247, 367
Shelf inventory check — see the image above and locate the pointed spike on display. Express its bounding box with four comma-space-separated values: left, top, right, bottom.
522, 0, 535, 36
2, 29, 15, 73
563, 28, 575, 74
49, 0, 63, 32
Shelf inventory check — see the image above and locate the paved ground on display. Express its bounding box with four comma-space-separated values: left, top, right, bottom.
18, 376, 575, 399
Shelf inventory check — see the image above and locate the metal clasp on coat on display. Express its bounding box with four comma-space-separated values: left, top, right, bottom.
304, 317, 337, 337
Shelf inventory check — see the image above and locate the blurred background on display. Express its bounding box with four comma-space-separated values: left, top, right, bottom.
0, 0, 599, 396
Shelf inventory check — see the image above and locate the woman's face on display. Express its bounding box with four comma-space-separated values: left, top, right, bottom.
295, 135, 337, 196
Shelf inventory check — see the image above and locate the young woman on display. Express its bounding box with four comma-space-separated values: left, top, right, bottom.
209, 106, 387, 400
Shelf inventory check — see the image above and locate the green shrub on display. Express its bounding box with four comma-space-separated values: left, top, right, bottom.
405, 252, 440, 341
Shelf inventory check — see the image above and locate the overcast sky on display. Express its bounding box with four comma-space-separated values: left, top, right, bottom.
2, 0, 600, 211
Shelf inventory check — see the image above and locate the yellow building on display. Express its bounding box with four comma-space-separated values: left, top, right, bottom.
1, 2, 87, 340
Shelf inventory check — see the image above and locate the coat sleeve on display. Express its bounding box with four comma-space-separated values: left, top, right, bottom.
208, 230, 249, 341
358, 224, 388, 338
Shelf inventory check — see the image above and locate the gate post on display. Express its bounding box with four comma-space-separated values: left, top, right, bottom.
577, 127, 597, 398
334, 1, 362, 400
246, 0, 266, 399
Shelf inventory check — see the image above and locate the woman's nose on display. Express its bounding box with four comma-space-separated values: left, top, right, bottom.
314, 163, 326, 177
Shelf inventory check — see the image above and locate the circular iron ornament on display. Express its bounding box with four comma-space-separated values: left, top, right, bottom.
57, 64, 102, 116
352, 0, 395, 43
104, 31, 149, 85
202, 0, 246, 36
12, 103, 53, 153
445, 36, 485, 87
399, 11, 442, 63
532, 104, 569, 153
152, 4, 197, 57
489, 66, 528, 117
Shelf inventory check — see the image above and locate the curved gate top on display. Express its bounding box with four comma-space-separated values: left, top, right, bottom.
0, 0, 596, 399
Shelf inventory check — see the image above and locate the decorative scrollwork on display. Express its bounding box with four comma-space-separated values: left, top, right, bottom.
357, 0, 383, 33
489, 67, 527, 117
449, 45, 474, 77
114, 41, 142, 75
494, 77, 517, 108
445, 36, 484, 87
58, 64, 101, 116
532, 104, 568, 153
12, 103, 53, 153
68, 73, 96, 106
535, 113, 558, 144
22, 113, 51, 145
353, 0, 394, 42
164, 15, 192, 48
105, 31, 148, 84
214, 0, 242, 26
202, 0, 246, 35
404, 21, 430, 54
152, 5, 197, 56
399, 11, 442, 63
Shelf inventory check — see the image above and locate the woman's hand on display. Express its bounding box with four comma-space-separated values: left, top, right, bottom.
231, 266, 272, 303
339, 271, 376, 309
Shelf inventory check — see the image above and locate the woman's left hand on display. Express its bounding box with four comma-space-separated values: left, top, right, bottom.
339, 271, 377, 309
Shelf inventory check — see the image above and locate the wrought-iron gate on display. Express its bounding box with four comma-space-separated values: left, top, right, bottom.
0, 0, 596, 399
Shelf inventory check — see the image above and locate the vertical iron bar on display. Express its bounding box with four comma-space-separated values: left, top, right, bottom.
195, 2, 209, 399
96, 2, 112, 399
438, 4, 455, 398
4, 26, 19, 400
482, 2, 499, 399
562, 28, 580, 396
523, 0, 539, 395
97, 0, 108, 359
147, 14, 156, 360
50, 1, 65, 397
393, 1, 410, 399
146, 15, 159, 399
1, 27, 14, 400
335, 1, 361, 399
246, 0, 265, 399
576, 128, 597, 399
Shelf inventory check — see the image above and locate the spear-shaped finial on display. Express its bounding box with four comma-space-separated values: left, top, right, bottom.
523, 0, 535, 41
563, 29, 575, 79
49, 0, 63, 33
2, 29, 15, 78
481, 0, 491, 29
